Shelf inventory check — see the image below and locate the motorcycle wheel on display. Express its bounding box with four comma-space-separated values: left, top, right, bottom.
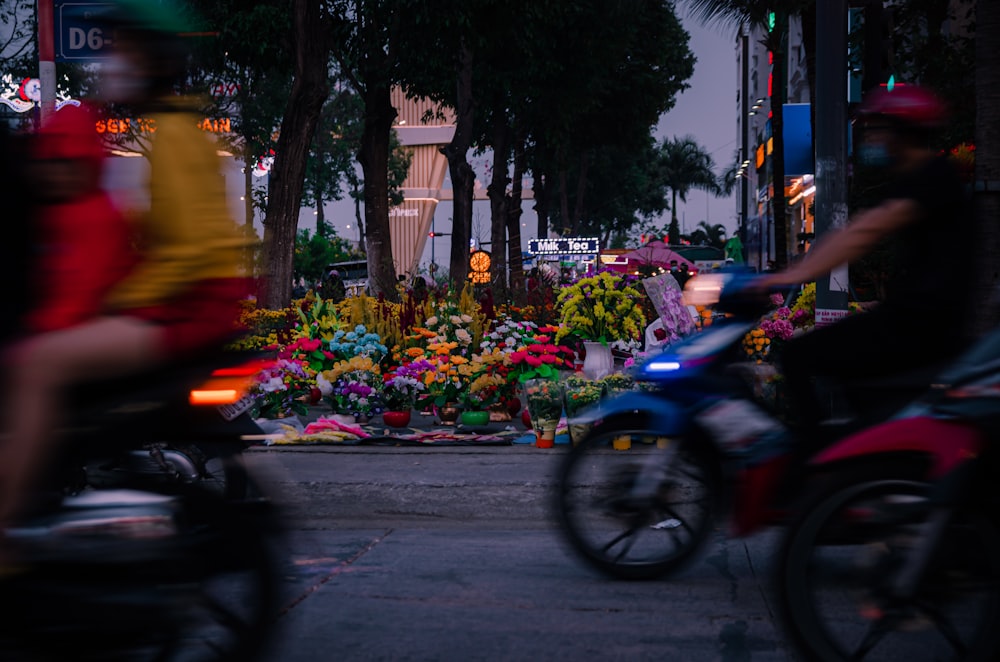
554, 426, 721, 580
0, 485, 283, 662
776, 464, 1000, 662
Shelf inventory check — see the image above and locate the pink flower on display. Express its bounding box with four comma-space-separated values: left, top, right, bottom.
525, 355, 543, 367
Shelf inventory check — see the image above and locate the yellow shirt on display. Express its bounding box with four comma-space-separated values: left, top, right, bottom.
105, 102, 249, 311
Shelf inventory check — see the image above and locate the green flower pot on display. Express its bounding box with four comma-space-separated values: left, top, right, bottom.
460, 410, 490, 427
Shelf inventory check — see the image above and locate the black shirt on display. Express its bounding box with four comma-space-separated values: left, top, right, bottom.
882, 154, 973, 328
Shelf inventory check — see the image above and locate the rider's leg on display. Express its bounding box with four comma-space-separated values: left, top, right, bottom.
0, 316, 163, 524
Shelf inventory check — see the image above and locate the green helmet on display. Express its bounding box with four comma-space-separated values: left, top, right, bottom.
97, 0, 201, 36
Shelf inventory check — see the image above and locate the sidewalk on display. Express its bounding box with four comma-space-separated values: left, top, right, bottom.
252, 404, 572, 448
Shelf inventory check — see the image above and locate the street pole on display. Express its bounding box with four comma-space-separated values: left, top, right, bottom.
813, 0, 850, 324
37, 0, 56, 126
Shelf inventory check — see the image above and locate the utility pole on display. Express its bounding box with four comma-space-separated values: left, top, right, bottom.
37, 0, 56, 126
813, 0, 850, 324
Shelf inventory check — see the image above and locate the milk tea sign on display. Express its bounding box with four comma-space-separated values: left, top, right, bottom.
528, 237, 600, 256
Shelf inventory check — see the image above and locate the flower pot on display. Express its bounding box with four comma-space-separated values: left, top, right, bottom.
535, 431, 554, 448
521, 409, 533, 429
582, 341, 614, 381
488, 403, 512, 422
437, 403, 460, 425
612, 435, 632, 451
568, 422, 593, 446
460, 410, 490, 427
383, 410, 412, 428
505, 398, 522, 416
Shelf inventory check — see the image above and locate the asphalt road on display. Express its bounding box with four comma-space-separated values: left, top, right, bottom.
246, 444, 796, 662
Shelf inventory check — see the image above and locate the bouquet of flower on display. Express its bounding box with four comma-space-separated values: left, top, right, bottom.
323, 371, 383, 418
460, 373, 507, 411
250, 359, 312, 419
598, 373, 635, 395
563, 376, 605, 417
382, 363, 428, 411
641, 272, 696, 344
329, 324, 389, 362
480, 318, 539, 355
555, 272, 646, 345
317, 356, 383, 416
524, 378, 564, 425
507, 327, 575, 384
279, 337, 337, 374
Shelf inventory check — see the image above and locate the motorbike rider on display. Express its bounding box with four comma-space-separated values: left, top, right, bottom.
0, 0, 252, 527
757, 85, 974, 436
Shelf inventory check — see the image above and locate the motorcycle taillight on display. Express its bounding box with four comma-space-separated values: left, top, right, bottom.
189, 358, 273, 406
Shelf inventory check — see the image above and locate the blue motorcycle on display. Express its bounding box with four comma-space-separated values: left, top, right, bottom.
554, 273, 939, 580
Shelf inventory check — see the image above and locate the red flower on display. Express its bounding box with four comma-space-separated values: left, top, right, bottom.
510, 350, 528, 364
527, 344, 546, 354
525, 355, 543, 367
540, 354, 557, 364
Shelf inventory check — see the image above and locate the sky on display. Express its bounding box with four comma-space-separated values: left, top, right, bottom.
654, 9, 740, 237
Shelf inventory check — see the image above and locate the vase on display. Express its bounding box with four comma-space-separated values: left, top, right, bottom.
568, 422, 593, 446
437, 403, 460, 425
536, 419, 558, 448
383, 410, 411, 428
488, 403, 512, 422
461, 410, 490, 427
582, 341, 614, 380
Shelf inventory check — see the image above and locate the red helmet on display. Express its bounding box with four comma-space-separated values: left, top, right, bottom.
857, 85, 948, 129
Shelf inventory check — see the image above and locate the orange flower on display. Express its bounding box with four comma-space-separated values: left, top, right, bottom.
406, 347, 425, 358
413, 327, 437, 339
450, 356, 469, 365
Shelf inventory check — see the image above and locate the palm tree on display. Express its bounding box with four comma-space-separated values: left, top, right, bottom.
658, 136, 720, 244
686, 0, 811, 270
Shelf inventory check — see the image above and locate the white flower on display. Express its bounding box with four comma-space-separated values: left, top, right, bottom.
261, 377, 286, 393
460, 314, 473, 323
506, 336, 517, 348
316, 373, 333, 396
426, 316, 438, 327
455, 329, 472, 344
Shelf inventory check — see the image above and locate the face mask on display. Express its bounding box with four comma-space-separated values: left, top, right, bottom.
99, 54, 148, 104
857, 143, 892, 168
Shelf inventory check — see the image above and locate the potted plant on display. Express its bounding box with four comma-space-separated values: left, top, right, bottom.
381, 370, 425, 428
555, 271, 646, 380
563, 377, 605, 445
317, 356, 384, 424
524, 379, 564, 448
459, 373, 505, 426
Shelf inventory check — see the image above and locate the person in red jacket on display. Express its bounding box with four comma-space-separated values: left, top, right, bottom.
23, 103, 136, 334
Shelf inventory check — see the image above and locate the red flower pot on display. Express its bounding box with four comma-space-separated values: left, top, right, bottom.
383, 410, 412, 428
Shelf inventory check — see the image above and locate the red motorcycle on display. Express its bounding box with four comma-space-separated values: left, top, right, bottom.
774, 330, 1000, 661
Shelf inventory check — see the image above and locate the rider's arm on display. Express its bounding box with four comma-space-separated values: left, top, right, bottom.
760, 197, 920, 288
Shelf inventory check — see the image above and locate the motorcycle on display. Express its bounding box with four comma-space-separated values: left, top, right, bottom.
774, 327, 1000, 661
554, 272, 944, 580
0, 349, 283, 662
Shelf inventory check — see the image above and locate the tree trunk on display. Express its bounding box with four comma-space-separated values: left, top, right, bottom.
668, 188, 680, 244
973, 0, 1000, 334
570, 151, 589, 235
316, 188, 327, 238
262, 0, 328, 309
770, 18, 790, 270
506, 128, 526, 302
441, 42, 475, 286
358, 83, 399, 301
352, 181, 365, 247
558, 167, 570, 235
488, 101, 510, 301
533, 172, 549, 240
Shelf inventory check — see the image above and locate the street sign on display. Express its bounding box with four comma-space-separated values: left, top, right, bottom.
54, 2, 116, 62
528, 237, 599, 256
